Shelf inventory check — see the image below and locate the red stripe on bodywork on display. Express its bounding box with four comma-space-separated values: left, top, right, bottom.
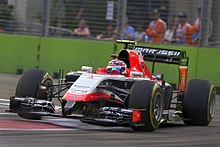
63, 92, 110, 101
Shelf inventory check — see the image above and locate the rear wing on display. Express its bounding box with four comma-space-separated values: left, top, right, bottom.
116, 40, 189, 91
133, 46, 189, 66
116, 40, 189, 66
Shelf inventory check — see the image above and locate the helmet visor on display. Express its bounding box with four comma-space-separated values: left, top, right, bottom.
107, 67, 121, 73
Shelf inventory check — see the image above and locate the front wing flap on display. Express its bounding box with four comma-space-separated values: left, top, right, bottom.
9, 97, 55, 114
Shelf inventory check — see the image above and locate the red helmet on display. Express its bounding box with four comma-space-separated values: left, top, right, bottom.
106, 59, 127, 75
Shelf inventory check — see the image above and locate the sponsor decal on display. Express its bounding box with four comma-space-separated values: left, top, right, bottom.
133, 47, 181, 57
71, 85, 90, 94
71, 89, 87, 94
178, 66, 188, 91
73, 85, 90, 89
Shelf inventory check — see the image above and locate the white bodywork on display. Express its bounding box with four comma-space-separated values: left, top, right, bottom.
63, 69, 170, 101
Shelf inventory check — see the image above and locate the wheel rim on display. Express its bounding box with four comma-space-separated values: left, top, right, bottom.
209, 91, 215, 118
153, 93, 163, 121
37, 79, 53, 100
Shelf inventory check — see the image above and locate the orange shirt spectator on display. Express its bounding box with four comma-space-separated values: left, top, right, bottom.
175, 23, 192, 45
146, 9, 166, 43
191, 18, 200, 46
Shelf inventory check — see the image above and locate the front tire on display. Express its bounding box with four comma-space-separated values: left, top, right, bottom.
16, 68, 53, 99
183, 79, 216, 126
129, 81, 163, 132
15, 68, 53, 120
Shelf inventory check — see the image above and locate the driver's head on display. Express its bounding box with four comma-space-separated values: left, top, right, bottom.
106, 59, 127, 75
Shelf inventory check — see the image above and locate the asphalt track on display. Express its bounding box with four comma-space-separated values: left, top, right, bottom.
0, 73, 220, 147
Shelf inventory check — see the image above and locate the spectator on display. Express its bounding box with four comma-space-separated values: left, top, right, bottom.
191, 7, 213, 46
73, 19, 90, 37
0, 4, 14, 32
159, 0, 169, 23
0, 28, 4, 33
134, 23, 145, 42
174, 12, 192, 45
164, 15, 176, 44
96, 23, 115, 40
124, 16, 135, 40
146, 9, 166, 43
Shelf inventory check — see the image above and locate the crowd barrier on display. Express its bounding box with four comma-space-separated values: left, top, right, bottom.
0, 34, 219, 88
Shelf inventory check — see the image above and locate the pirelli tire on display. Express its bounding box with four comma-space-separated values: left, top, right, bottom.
129, 80, 163, 132
15, 68, 53, 120
183, 79, 216, 126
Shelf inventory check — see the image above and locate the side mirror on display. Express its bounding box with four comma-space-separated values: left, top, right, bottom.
152, 74, 164, 80
111, 54, 117, 59
82, 66, 93, 73
120, 67, 126, 74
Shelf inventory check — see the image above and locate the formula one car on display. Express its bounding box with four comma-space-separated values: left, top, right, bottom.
9, 40, 216, 131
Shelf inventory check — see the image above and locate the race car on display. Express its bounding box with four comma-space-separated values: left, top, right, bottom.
9, 40, 216, 132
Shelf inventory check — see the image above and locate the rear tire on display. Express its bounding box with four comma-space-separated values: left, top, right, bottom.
15, 68, 53, 120
129, 81, 163, 132
183, 79, 216, 126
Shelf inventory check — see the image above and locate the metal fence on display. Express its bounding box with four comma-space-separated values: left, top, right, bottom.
0, 0, 220, 47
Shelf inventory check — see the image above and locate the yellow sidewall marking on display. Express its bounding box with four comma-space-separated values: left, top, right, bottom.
150, 84, 160, 129
207, 85, 215, 122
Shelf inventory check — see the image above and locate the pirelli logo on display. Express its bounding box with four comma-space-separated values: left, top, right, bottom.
133, 47, 181, 57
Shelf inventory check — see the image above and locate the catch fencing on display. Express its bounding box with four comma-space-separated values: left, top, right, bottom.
0, 0, 219, 47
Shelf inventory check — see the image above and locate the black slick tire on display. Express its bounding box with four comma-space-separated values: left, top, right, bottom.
183, 79, 216, 126
15, 68, 53, 120
129, 80, 163, 132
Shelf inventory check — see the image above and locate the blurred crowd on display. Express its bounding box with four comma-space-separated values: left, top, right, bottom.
72, 7, 212, 46
0, 0, 212, 47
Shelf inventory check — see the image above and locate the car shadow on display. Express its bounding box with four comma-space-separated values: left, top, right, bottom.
159, 122, 186, 128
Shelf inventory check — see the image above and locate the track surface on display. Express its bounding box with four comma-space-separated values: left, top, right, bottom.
0, 73, 220, 147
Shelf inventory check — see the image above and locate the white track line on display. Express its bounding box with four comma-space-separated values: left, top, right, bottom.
0, 103, 9, 106
0, 98, 10, 102
0, 113, 17, 115
0, 98, 9, 108
0, 128, 73, 131
0, 105, 9, 109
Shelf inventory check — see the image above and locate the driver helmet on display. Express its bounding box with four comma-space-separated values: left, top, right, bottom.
106, 59, 127, 75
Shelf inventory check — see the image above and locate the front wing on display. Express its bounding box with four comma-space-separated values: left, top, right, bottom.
9, 96, 150, 127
